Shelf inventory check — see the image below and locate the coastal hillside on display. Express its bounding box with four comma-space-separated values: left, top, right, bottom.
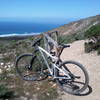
0, 15, 100, 100
47, 15, 100, 35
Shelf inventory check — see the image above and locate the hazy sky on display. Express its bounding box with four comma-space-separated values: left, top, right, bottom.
0, 0, 100, 20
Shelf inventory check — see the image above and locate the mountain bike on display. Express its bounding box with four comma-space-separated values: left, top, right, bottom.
15, 35, 89, 95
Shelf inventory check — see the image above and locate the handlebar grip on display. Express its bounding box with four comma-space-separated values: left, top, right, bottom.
66, 44, 70, 47
60, 44, 70, 48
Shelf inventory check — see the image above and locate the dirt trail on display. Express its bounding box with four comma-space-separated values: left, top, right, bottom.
60, 40, 100, 100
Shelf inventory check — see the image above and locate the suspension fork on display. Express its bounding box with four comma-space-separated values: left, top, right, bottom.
34, 49, 44, 74
29, 55, 36, 70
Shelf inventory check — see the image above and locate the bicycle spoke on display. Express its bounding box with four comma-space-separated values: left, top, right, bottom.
16, 53, 47, 81
56, 61, 89, 94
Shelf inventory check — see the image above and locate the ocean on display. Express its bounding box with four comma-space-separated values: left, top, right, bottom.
0, 21, 64, 37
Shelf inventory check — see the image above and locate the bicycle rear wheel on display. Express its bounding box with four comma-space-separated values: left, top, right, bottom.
56, 61, 89, 95
15, 53, 47, 81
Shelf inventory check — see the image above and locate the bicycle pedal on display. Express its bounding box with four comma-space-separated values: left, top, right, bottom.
72, 85, 80, 90
47, 73, 52, 76
48, 78, 56, 82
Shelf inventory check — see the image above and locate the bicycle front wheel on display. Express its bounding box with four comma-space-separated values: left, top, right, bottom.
56, 61, 89, 95
15, 53, 47, 81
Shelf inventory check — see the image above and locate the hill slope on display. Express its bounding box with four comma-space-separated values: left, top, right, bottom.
0, 15, 100, 100
47, 15, 100, 35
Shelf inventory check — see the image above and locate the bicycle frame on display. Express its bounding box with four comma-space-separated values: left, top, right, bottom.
38, 46, 71, 79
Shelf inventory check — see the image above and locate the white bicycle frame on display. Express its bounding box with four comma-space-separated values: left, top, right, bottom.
38, 46, 71, 79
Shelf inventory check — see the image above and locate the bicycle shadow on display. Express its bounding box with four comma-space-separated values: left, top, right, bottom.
75, 85, 92, 96
66, 81, 93, 96
49, 79, 92, 96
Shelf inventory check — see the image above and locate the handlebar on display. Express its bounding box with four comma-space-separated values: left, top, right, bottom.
59, 44, 70, 48
58, 44, 70, 57
32, 37, 70, 57
32, 38, 42, 47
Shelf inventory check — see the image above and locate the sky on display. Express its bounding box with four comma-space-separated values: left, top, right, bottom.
0, 0, 100, 22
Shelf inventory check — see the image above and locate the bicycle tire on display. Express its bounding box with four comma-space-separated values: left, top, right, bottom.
56, 60, 89, 95
15, 53, 47, 81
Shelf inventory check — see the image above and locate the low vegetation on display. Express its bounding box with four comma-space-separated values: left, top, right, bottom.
0, 35, 59, 100
0, 84, 15, 99
84, 24, 100, 54
57, 32, 85, 44
0, 25, 100, 99
57, 24, 100, 55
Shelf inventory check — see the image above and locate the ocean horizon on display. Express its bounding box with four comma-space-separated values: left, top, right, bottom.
0, 18, 76, 37
0, 21, 65, 37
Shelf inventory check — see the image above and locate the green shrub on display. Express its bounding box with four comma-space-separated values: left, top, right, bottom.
84, 41, 100, 53
2, 56, 11, 62
84, 42, 93, 53
58, 34, 76, 44
58, 32, 85, 44
97, 47, 100, 55
37, 88, 58, 100
0, 84, 14, 99
85, 24, 100, 42
84, 24, 100, 54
